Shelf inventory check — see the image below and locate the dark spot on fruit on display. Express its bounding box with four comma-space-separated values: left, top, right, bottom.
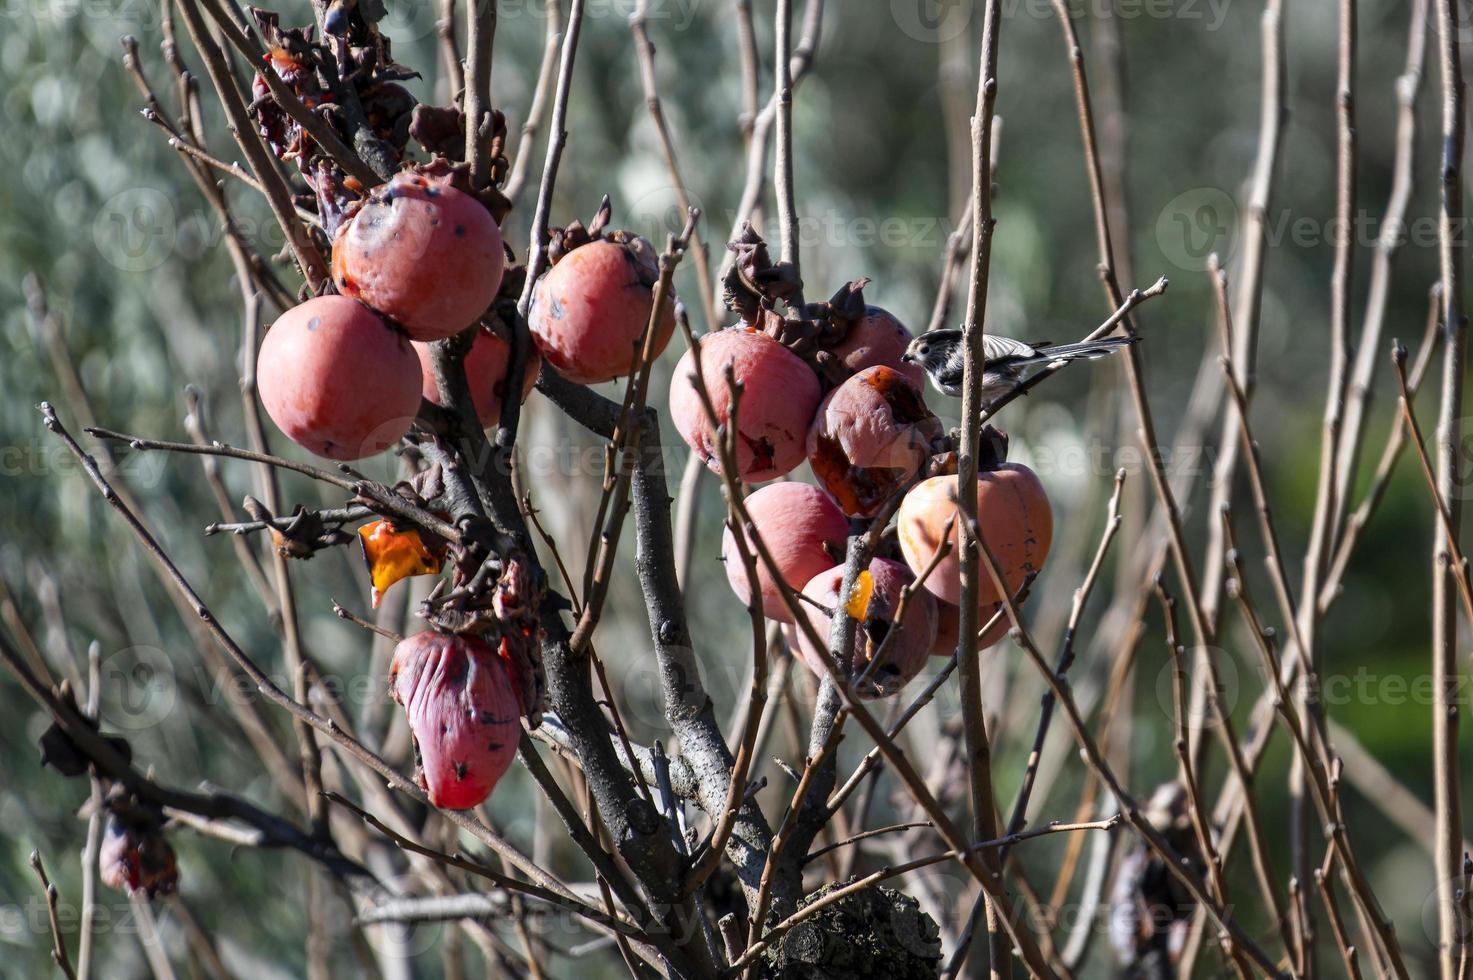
738, 432, 776, 473
488, 740, 503, 752
454, 225, 466, 237
454, 761, 468, 780
810, 431, 906, 517
306, 317, 321, 331
863, 367, 932, 425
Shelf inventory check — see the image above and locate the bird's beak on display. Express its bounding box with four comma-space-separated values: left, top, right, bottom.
900, 352, 914, 363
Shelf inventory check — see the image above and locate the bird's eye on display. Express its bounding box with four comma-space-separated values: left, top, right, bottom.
919, 345, 929, 355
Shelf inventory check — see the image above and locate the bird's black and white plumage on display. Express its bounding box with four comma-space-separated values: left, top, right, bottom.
901, 331, 1139, 403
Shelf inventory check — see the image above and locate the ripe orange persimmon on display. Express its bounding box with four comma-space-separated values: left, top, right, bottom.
528, 237, 675, 384
897, 467, 1053, 609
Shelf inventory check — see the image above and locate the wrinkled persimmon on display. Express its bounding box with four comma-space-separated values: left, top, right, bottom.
807, 366, 941, 518
389, 631, 523, 810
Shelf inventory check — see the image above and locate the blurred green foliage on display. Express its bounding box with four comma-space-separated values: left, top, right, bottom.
1, 0, 1470, 976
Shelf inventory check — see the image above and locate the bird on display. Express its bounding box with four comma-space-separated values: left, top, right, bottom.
901, 331, 1139, 404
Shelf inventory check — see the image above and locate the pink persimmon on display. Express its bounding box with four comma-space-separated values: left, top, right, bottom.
415, 328, 541, 428
831, 305, 927, 390
389, 631, 523, 810
807, 366, 942, 518
669, 328, 821, 482
722, 482, 848, 623
897, 467, 1053, 609
792, 557, 937, 699
528, 237, 676, 384
333, 169, 505, 341
257, 295, 421, 461
930, 600, 1009, 657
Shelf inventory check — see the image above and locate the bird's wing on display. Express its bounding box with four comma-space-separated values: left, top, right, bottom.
981, 335, 1038, 362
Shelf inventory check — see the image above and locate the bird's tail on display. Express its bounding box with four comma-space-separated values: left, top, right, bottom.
1025, 336, 1139, 365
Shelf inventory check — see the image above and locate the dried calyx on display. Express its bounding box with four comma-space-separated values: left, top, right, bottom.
249, 4, 514, 236
405, 511, 548, 728
721, 224, 872, 387
544, 196, 660, 283
250, 7, 417, 169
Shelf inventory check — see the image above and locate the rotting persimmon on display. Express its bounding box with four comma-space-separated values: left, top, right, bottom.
807, 366, 942, 518
389, 631, 523, 810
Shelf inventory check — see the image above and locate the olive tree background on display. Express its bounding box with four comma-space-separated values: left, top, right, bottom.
0, 0, 1465, 975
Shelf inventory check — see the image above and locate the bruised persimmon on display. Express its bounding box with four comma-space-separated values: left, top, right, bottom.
807, 366, 942, 518
528, 237, 676, 384
415, 328, 541, 428
897, 467, 1053, 610
669, 328, 822, 482
722, 481, 848, 623
792, 557, 937, 699
389, 631, 523, 810
256, 295, 421, 461
333, 169, 505, 341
